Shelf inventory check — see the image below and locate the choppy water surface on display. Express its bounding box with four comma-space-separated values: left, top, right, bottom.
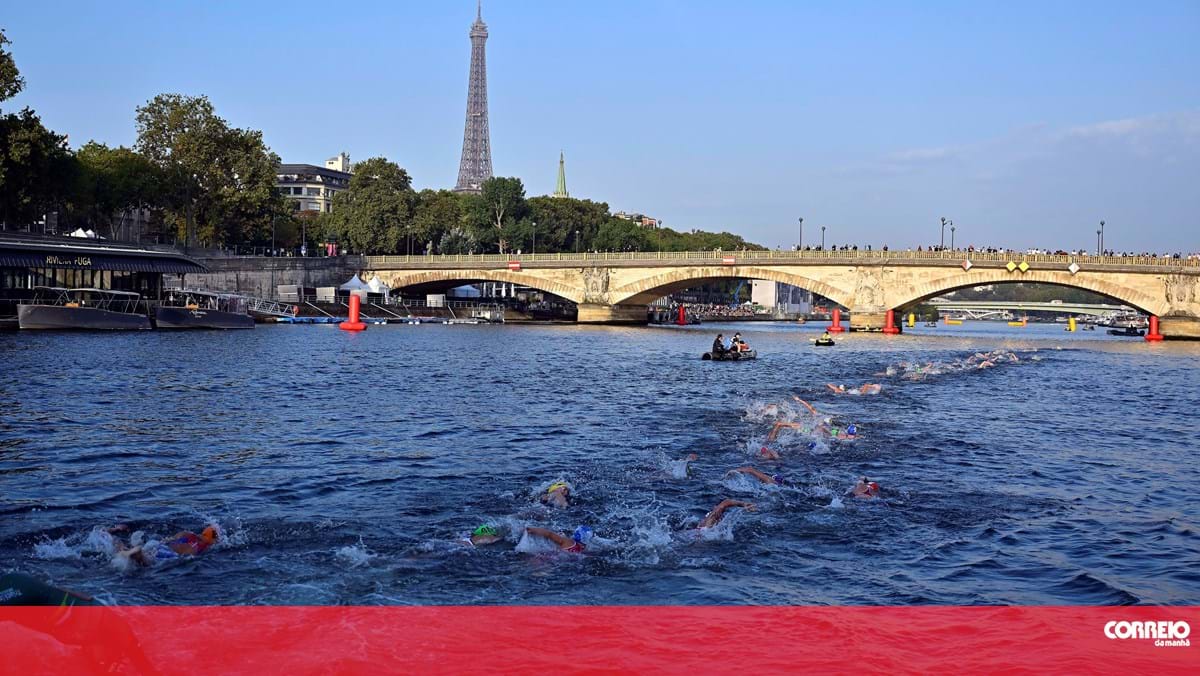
1, 322, 1197, 605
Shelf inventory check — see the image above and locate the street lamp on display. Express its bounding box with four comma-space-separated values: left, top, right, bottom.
575, 230, 580, 253
1096, 229, 1102, 256
532, 221, 537, 254
950, 224, 956, 250
821, 225, 826, 250
940, 217, 947, 250
1099, 220, 1105, 254
798, 217, 804, 251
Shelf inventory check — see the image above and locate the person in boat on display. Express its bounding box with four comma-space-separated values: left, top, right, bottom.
540, 482, 572, 508
711, 333, 727, 356
108, 523, 219, 567
731, 332, 750, 352
698, 499, 756, 529
524, 525, 593, 553
460, 524, 505, 547
849, 477, 881, 499
820, 331, 832, 341
728, 466, 791, 486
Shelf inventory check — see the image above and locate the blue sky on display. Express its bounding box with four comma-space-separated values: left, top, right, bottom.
4, 1, 1198, 251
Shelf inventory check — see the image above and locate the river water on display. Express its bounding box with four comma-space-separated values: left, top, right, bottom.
1, 322, 1197, 605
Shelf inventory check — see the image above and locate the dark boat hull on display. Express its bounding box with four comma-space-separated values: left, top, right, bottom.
18, 304, 151, 330
155, 306, 255, 329
702, 350, 757, 361
815, 339, 836, 346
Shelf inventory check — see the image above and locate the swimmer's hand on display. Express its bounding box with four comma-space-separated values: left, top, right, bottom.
686, 453, 698, 462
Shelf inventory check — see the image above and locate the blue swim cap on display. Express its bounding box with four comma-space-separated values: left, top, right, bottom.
772, 474, 786, 485
572, 526, 593, 544
807, 441, 817, 450
846, 424, 857, 435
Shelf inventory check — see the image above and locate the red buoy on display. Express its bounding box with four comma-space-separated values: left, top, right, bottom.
1145, 315, 1164, 341
339, 294, 367, 332
882, 308, 901, 335
828, 308, 845, 333
677, 305, 687, 326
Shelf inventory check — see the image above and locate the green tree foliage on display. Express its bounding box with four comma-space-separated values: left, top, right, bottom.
72, 142, 160, 238
412, 189, 466, 254
471, 176, 528, 254
0, 29, 23, 102
593, 218, 650, 252
327, 156, 416, 254
0, 29, 74, 228
526, 196, 611, 253
644, 226, 764, 252
135, 93, 284, 247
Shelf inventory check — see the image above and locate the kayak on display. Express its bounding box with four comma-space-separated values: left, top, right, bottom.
702, 350, 757, 361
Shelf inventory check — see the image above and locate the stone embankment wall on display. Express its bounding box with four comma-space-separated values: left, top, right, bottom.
181, 255, 361, 300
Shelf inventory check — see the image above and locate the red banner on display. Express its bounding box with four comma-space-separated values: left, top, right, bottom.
0, 606, 1195, 674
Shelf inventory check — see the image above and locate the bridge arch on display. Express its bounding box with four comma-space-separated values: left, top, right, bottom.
890, 269, 1167, 316
606, 265, 856, 308
373, 269, 586, 304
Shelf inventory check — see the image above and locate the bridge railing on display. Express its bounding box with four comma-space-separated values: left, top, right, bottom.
364, 250, 1200, 268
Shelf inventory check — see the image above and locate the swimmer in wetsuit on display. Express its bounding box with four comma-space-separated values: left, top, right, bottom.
698, 499, 756, 529
728, 467, 791, 486
460, 524, 505, 547
540, 482, 572, 509
827, 383, 882, 395
109, 524, 219, 567
849, 476, 881, 499
524, 525, 593, 553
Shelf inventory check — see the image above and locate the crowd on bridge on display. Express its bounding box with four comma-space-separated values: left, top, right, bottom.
671, 302, 758, 319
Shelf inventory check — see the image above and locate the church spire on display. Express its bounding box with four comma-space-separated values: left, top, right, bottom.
553, 150, 569, 198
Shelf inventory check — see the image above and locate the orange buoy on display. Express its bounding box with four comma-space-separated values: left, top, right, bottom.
828, 308, 845, 333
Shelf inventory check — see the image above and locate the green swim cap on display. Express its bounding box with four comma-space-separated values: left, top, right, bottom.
472, 525, 498, 537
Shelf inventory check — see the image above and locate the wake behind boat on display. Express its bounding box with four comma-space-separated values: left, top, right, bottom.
17, 287, 151, 330
156, 290, 254, 329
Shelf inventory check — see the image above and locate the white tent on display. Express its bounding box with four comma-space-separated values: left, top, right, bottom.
339, 274, 370, 291
367, 275, 390, 295
69, 228, 89, 238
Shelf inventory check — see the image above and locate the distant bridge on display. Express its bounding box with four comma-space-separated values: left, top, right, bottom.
927, 300, 1130, 317
361, 250, 1200, 338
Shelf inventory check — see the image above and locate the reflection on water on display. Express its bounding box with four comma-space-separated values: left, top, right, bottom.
1, 321, 1197, 605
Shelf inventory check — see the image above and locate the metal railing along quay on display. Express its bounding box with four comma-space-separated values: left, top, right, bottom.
364, 250, 1200, 269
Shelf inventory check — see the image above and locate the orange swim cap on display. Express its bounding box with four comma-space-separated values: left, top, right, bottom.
201, 526, 218, 543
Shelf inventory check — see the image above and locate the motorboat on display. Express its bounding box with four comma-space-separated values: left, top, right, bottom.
155, 290, 254, 329
702, 349, 757, 361
18, 287, 151, 330
1107, 326, 1144, 337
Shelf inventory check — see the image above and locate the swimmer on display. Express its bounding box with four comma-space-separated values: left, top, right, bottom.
108, 523, 219, 567
460, 524, 504, 547
758, 446, 782, 460
767, 420, 807, 442
540, 482, 572, 508
791, 396, 819, 415
524, 525, 593, 554
728, 466, 791, 486
826, 383, 882, 395
677, 453, 699, 476
699, 499, 756, 528
849, 476, 881, 499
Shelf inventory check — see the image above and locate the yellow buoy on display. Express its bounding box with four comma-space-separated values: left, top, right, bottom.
1067, 317, 1076, 332
907, 312, 915, 328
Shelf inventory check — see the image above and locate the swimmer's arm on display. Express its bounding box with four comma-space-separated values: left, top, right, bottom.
700, 499, 755, 528
525, 527, 571, 549
791, 396, 819, 415
732, 467, 774, 484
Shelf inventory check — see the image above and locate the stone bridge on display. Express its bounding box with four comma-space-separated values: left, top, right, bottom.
362, 250, 1200, 338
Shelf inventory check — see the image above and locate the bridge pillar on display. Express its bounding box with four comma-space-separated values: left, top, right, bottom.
849, 311, 887, 332
577, 303, 648, 324
1158, 316, 1200, 340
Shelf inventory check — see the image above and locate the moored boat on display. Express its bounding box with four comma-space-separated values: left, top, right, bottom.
18, 287, 151, 330
155, 290, 254, 329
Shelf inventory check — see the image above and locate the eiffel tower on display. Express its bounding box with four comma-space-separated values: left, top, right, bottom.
454, 1, 493, 194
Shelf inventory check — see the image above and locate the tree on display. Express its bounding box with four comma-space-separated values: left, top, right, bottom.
472, 177, 528, 254
0, 29, 74, 229
135, 93, 285, 247
72, 142, 160, 239
0, 29, 23, 102
527, 196, 611, 253
594, 218, 650, 252
412, 189, 467, 254
327, 156, 416, 254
